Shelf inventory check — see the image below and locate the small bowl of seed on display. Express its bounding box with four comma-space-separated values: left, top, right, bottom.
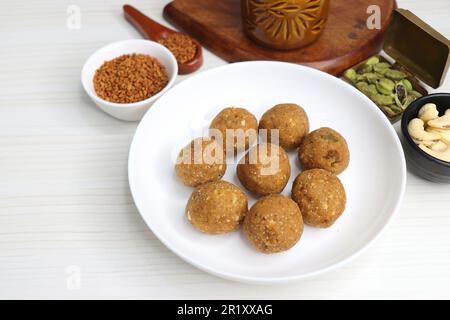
81, 39, 178, 121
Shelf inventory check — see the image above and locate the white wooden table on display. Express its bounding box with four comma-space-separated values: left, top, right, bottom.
1, 0, 450, 299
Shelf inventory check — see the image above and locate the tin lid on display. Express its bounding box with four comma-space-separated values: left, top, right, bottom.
384, 9, 450, 88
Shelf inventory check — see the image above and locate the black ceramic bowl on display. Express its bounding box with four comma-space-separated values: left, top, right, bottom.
401, 93, 450, 183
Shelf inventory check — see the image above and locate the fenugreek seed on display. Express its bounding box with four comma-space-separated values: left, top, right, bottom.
93, 53, 168, 104
158, 33, 197, 64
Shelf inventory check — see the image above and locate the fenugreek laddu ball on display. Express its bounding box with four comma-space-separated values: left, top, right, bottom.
175, 137, 226, 187
209, 107, 258, 153
298, 127, 350, 174
291, 169, 346, 228
237, 143, 291, 197
185, 180, 248, 234
244, 194, 303, 254
259, 103, 309, 151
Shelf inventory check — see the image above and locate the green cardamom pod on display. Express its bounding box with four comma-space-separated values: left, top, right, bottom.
376, 86, 393, 96
359, 83, 378, 96
375, 68, 389, 76
410, 90, 423, 98
364, 73, 380, 84
358, 64, 373, 74
389, 104, 403, 114
366, 84, 378, 96
344, 69, 357, 82
382, 106, 397, 117
366, 56, 380, 66
355, 74, 368, 82
375, 72, 387, 78
371, 93, 395, 106
399, 79, 413, 92
356, 81, 369, 91
378, 78, 395, 92
373, 62, 391, 73
385, 69, 407, 80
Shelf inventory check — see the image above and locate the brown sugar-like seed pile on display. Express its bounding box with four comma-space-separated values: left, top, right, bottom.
158, 33, 197, 64
93, 53, 169, 104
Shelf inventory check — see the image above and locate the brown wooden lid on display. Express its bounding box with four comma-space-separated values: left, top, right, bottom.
384, 9, 450, 88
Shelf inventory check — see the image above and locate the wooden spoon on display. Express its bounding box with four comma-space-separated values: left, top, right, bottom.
123, 4, 203, 75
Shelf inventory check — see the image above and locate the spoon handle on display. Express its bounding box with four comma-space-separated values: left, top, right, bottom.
123, 4, 173, 41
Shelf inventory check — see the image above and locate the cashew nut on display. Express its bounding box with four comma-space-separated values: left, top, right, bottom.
418, 103, 439, 123
409, 104, 450, 163
419, 143, 450, 162
408, 118, 441, 146
426, 127, 450, 145
430, 141, 448, 152
427, 109, 450, 129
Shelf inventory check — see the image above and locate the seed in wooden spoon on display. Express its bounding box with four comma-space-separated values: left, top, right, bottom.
158, 33, 197, 64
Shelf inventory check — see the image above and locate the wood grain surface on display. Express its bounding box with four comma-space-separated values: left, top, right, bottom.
0, 0, 450, 299
164, 0, 396, 75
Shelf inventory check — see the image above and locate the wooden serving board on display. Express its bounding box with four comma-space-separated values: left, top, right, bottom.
163, 0, 396, 75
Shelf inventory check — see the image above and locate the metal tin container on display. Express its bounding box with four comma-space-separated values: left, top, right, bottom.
342, 9, 450, 123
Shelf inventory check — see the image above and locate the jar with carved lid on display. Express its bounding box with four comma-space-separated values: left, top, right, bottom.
242, 0, 330, 50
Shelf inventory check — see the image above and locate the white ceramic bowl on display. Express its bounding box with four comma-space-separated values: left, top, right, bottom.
128, 61, 406, 284
81, 39, 178, 121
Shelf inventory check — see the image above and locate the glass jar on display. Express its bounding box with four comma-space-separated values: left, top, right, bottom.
242, 0, 330, 50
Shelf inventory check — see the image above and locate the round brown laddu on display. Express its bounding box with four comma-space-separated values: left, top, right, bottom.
244, 194, 303, 254
185, 180, 248, 234
175, 137, 226, 187
237, 143, 291, 197
291, 169, 346, 228
209, 107, 258, 153
298, 127, 350, 174
259, 103, 309, 151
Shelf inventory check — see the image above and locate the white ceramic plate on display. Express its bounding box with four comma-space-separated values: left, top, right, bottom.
128, 61, 406, 284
